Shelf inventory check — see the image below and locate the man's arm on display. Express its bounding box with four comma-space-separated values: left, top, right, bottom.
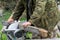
28, 0, 47, 26
23, 0, 47, 27
8, 0, 25, 22
22, 0, 48, 38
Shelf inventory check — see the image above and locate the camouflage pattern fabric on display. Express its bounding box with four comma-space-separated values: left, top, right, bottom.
12, 0, 35, 20
29, 0, 59, 38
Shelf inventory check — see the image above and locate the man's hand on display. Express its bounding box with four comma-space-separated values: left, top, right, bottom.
39, 29, 48, 38
8, 18, 14, 23
22, 22, 31, 28
7, 16, 14, 23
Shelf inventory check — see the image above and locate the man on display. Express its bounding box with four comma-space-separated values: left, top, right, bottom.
8, 0, 59, 38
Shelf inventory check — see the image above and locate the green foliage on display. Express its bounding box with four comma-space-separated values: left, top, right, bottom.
0, 23, 3, 30
26, 32, 32, 39
0, 32, 7, 40
3, 10, 12, 20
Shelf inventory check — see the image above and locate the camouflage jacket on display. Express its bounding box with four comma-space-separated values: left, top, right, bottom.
29, 0, 59, 32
